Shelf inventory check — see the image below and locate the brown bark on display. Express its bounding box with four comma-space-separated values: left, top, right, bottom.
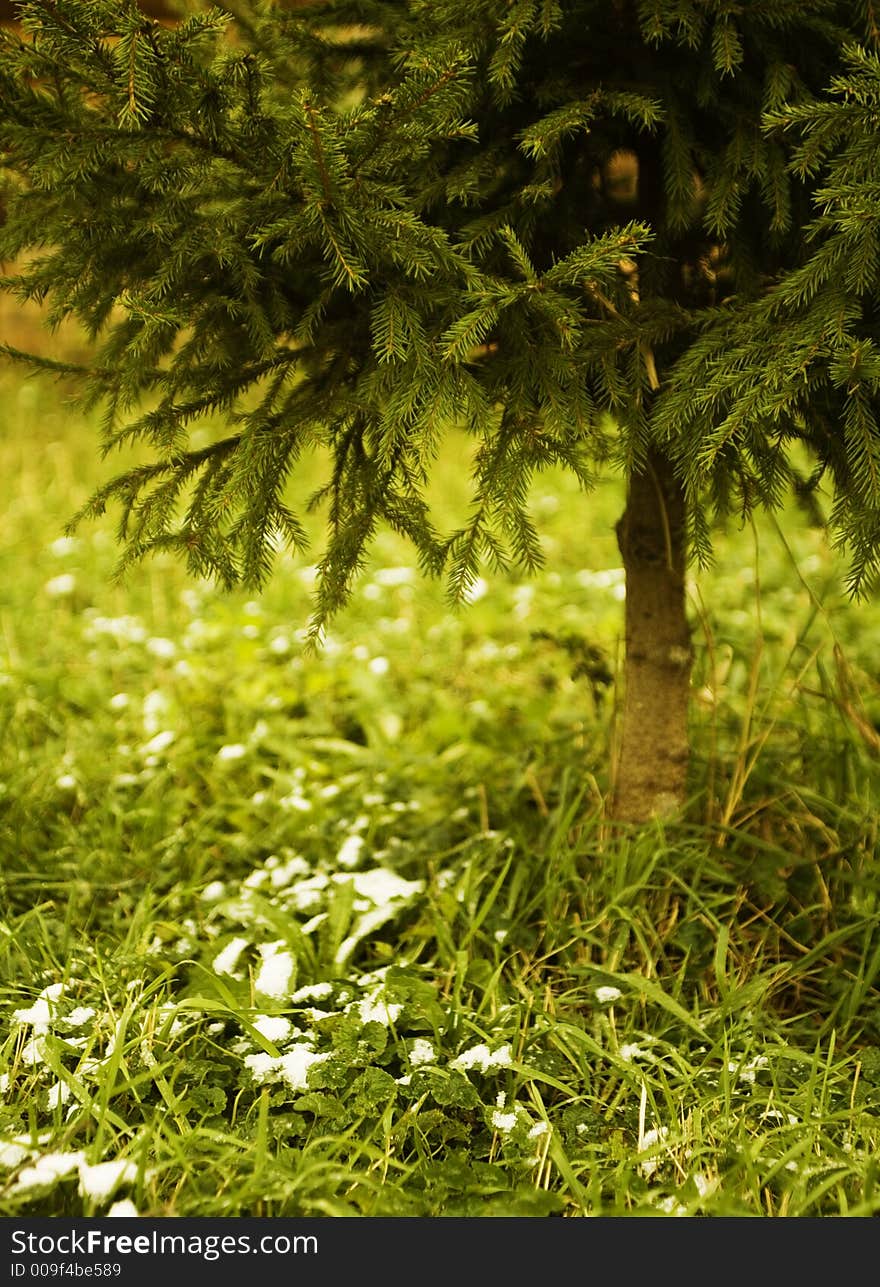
611, 447, 693, 822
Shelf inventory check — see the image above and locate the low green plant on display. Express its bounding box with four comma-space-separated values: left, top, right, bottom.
1, 374, 879, 1216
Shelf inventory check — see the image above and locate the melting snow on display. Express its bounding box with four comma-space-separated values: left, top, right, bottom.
595, 986, 623, 1004
78, 1159, 138, 1201
213, 936, 249, 978
11, 1151, 86, 1192
451, 1043, 513, 1073
245, 1045, 331, 1091
254, 944, 295, 999
337, 835, 365, 869
0, 1140, 32, 1168
291, 982, 334, 1003
64, 1007, 96, 1028
355, 992, 402, 1026
491, 1110, 518, 1133
409, 1039, 435, 1067
252, 1015, 293, 1045
339, 869, 424, 905
107, 1199, 140, 1217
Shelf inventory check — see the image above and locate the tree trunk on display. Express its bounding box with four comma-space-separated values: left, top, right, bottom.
611, 446, 693, 822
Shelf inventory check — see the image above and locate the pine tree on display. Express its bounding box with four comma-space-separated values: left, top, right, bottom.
1, 0, 878, 821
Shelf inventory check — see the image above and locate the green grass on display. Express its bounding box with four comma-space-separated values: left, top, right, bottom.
1, 371, 880, 1217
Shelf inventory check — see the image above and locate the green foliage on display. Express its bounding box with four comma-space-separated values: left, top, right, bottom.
660, 43, 880, 590
2, 375, 880, 1215
2, 1, 879, 620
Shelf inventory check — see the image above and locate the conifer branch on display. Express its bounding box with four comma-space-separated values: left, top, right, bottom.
302, 98, 333, 205
2, 0, 879, 616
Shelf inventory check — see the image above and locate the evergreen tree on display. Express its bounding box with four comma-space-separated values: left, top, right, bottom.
1, 0, 878, 821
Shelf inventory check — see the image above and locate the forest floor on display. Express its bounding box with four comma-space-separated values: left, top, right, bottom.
1, 371, 879, 1216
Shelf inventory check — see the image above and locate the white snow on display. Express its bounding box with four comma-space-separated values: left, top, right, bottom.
291, 982, 334, 1003
252, 1016, 293, 1045
107, 1199, 140, 1217
146, 637, 176, 659
355, 992, 402, 1026
245, 1044, 331, 1091
334, 908, 399, 964
595, 986, 623, 1004
141, 689, 169, 732
11, 1151, 85, 1192
409, 1039, 435, 1067
618, 1043, 645, 1061
13, 998, 54, 1033
639, 1126, 671, 1178
337, 868, 424, 905
64, 1007, 96, 1028
0, 1141, 31, 1168
45, 1082, 71, 1111
336, 834, 365, 869
491, 1110, 518, 1133
13, 984, 65, 1034
373, 567, 415, 587
44, 574, 76, 598
140, 730, 176, 756
279, 791, 312, 812
254, 943, 295, 999
213, 936, 249, 978
78, 1159, 138, 1201
451, 1043, 513, 1073
267, 856, 310, 888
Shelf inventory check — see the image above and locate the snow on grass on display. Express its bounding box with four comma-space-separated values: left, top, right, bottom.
45, 1081, 72, 1111
64, 1006, 96, 1028
107, 1199, 140, 1217
353, 990, 402, 1026
638, 1125, 671, 1179
408, 1038, 435, 1067
490, 1110, 518, 1133
139, 729, 176, 757
13, 983, 66, 1039
254, 943, 295, 999
291, 982, 334, 1003
0, 1140, 34, 1168
78, 1159, 138, 1201
618, 1043, 645, 1061
9, 1151, 86, 1193
146, 637, 176, 660
44, 573, 76, 598
595, 986, 623, 1004
244, 1044, 331, 1091
340, 869, 423, 905
451, 1043, 513, 1073
252, 1015, 294, 1044
212, 936, 249, 978
336, 834, 365, 868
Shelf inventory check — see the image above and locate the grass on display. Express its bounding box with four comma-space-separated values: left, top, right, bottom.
1, 370, 880, 1217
